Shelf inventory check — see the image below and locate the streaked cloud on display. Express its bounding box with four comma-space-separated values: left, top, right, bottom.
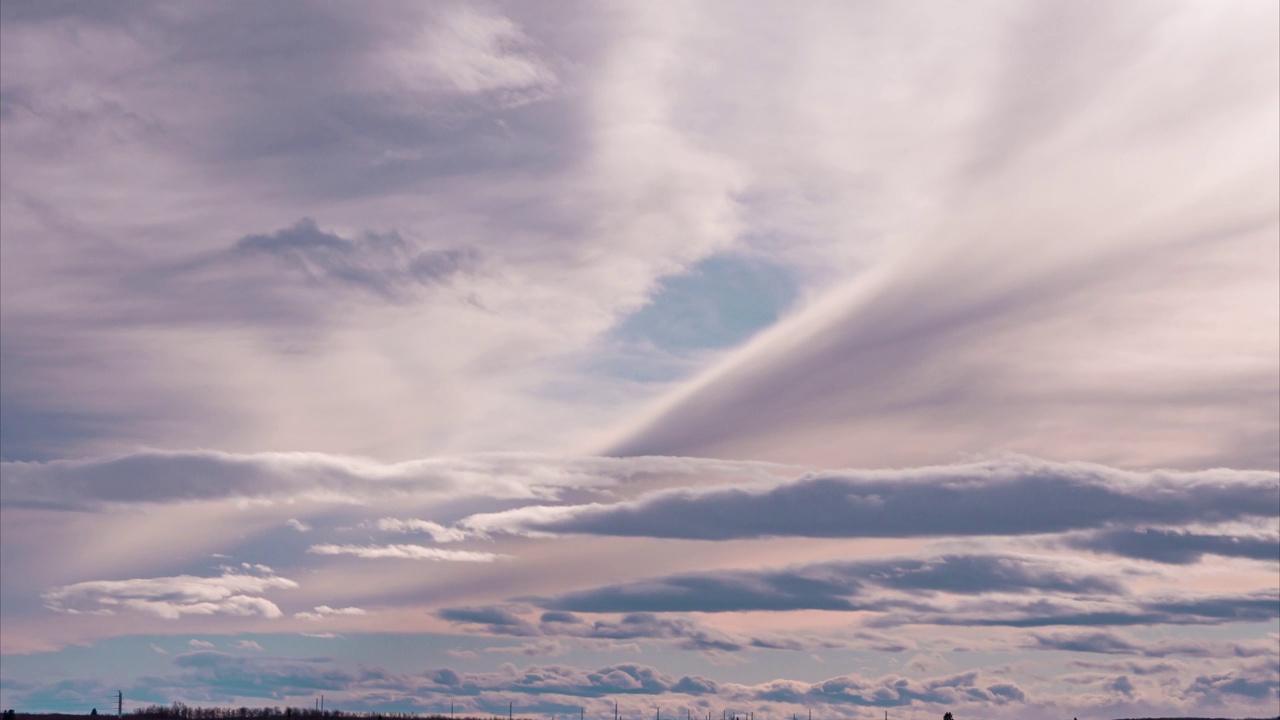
462, 456, 1279, 540
307, 544, 504, 563
375, 518, 469, 543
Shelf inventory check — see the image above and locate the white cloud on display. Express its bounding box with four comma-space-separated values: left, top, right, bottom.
286, 518, 312, 532
43, 570, 297, 620
233, 640, 264, 651
403, 6, 557, 96
307, 544, 505, 563
188, 639, 215, 649
295, 606, 369, 621
375, 518, 468, 542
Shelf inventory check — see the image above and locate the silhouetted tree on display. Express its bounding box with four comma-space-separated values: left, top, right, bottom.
942, 713, 953, 720
92, 710, 99, 716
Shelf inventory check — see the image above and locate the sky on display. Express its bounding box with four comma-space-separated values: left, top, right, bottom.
0, 1, 1277, 719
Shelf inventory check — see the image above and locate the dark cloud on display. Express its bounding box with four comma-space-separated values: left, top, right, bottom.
1185, 661, 1280, 701
536, 554, 1121, 614
436, 606, 870, 655
898, 590, 1280, 629
1064, 528, 1280, 564
191, 218, 479, 303
437, 606, 746, 653
482, 458, 1278, 541
437, 606, 540, 637
1030, 630, 1276, 659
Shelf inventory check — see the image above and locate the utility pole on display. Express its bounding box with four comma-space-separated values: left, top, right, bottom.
509, 702, 513, 720
117, 691, 122, 718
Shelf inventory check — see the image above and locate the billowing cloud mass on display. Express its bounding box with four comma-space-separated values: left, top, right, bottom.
1, 1, 1276, 719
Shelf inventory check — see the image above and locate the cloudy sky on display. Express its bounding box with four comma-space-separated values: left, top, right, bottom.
1, 1, 1277, 719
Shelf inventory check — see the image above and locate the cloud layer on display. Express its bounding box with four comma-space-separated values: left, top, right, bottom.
462, 457, 1279, 540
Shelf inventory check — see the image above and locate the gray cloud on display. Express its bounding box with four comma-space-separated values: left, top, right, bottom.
1029, 630, 1277, 659
153, 218, 481, 312
1063, 528, 1280, 564
436, 605, 859, 655
464, 457, 1279, 541
536, 554, 1122, 614
1185, 660, 1280, 701
437, 605, 745, 653
893, 590, 1280, 629
749, 670, 1026, 708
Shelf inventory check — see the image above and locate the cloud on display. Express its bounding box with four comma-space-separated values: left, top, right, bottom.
295, 606, 368, 621
157, 218, 482, 313
461, 456, 1279, 540
748, 669, 1027, 708
43, 569, 297, 620
1029, 629, 1278, 659
189, 639, 216, 649
307, 544, 504, 562
535, 554, 1123, 614
882, 589, 1280, 629
375, 518, 468, 542
1063, 528, 1280, 564
285, 519, 312, 533
0, 450, 790, 510
438, 604, 864, 656
233, 640, 264, 652
1185, 660, 1280, 701
403, 5, 558, 96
